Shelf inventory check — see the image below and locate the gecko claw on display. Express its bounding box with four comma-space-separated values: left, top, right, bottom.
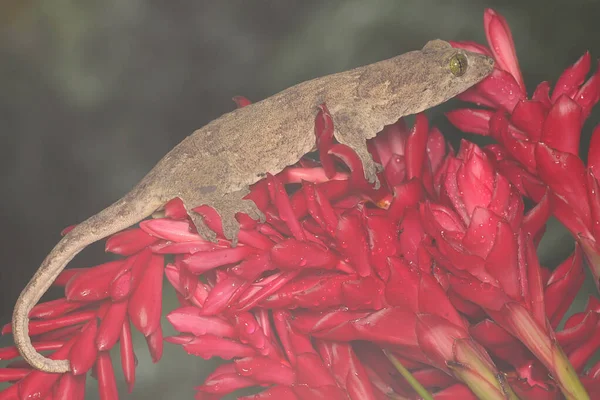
189, 211, 218, 243
180, 188, 264, 246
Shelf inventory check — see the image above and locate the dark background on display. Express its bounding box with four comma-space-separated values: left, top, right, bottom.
1, 1, 599, 398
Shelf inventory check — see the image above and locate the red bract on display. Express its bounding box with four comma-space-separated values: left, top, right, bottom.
449, 8, 600, 295
2, 9, 599, 400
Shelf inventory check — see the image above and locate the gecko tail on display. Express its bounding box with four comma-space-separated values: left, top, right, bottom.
12, 189, 164, 373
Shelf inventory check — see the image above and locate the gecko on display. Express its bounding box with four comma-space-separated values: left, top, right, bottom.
12, 39, 494, 373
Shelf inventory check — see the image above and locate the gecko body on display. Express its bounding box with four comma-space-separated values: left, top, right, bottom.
12, 39, 493, 373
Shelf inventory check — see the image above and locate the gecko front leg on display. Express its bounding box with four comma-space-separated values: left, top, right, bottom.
179, 187, 265, 245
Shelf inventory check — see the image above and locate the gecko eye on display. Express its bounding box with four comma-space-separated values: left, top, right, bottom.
449, 53, 468, 77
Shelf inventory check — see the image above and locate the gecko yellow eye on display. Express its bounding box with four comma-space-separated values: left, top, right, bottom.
449, 53, 468, 77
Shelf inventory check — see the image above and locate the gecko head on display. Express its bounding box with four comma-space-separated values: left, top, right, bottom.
388, 39, 495, 115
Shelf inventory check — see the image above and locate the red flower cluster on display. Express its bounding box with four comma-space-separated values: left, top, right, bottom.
1, 8, 599, 400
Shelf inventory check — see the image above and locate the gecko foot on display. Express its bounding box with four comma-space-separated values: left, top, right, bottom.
180, 188, 265, 245
333, 130, 381, 189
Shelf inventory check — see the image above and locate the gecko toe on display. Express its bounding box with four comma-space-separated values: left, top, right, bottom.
190, 212, 218, 243
179, 188, 263, 246
240, 198, 266, 223
180, 200, 218, 243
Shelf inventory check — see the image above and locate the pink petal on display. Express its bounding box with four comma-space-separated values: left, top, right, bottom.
587, 172, 600, 240
552, 52, 591, 102
328, 144, 373, 191
150, 240, 225, 254
65, 260, 124, 302
13, 311, 96, 337
280, 167, 347, 184
54, 373, 86, 400
230, 252, 273, 280
232, 96, 252, 108
167, 307, 235, 337
336, 211, 371, 277
467, 68, 526, 113
535, 142, 591, 225
163, 197, 188, 219
140, 219, 201, 242
522, 190, 551, 237
109, 269, 133, 301
233, 313, 280, 358
96, 300, 128, 351
183, 335, 256, 360
523, 233, 546, 328
182, 246, 256, 274
415, 314, 470, 371
105, 228, 158, 255
0, 342, 63, 361
484, 8, 526, 91
510, 100, 547, 140
96, 352, 118, 400
236, 271, 299, 312
145, 327, 163, 363
261, 273, 346, 310
557, 311, 598, 351
0, 368, 29, 382
491, 112, 537, 172
29, 299, 84, 320
165, 263, 208, 307
340, 276, 386, 310
470, 319, 531, 369
382, 154, 406, 187
128, 253, 164, 336
201, 275, 248, 315
266, 174, 306, 241
541, 95, 582, 156
315, 103, 337, 178
455, 143, 495, 220
405, 113, 429, 179
119, 320, 136, 392
271, 239, 337, 270
545, 246, 585, 328
588, 124, 600, 179
69, 320, 98, 375
574, 61, 600, 121
387, 179, 424, 222
234, 356, 295, 386
449, 40, 494, 57
16, 338, 76, 400
303, 182, 339, 237
532, 81, 552, 107
364, 213, 398, 278
111, 249, 153, 302
449, 275, 512, 311
196, 363, 256, 395
427, 127, 447, 174
316, 341, 376, 400
445, 108, 493, 136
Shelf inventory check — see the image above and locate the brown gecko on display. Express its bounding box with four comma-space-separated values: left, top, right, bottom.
12, 39, 493, 373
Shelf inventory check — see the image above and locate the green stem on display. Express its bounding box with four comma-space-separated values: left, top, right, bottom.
384, 350, 434, 400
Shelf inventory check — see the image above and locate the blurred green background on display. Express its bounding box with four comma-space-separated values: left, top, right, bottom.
1, 1, 599, 398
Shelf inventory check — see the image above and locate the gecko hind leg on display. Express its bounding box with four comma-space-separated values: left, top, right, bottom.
180, 187, 265, 245
332, 120, 382, 189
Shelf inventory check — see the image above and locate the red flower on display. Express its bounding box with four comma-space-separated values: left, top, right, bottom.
448, 8, 600, 294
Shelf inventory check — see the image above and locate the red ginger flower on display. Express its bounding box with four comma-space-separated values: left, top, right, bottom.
2, 9, 600, 400
447, 8, 600, 294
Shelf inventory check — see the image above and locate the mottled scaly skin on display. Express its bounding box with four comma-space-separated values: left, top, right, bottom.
12, 39, 494, 373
